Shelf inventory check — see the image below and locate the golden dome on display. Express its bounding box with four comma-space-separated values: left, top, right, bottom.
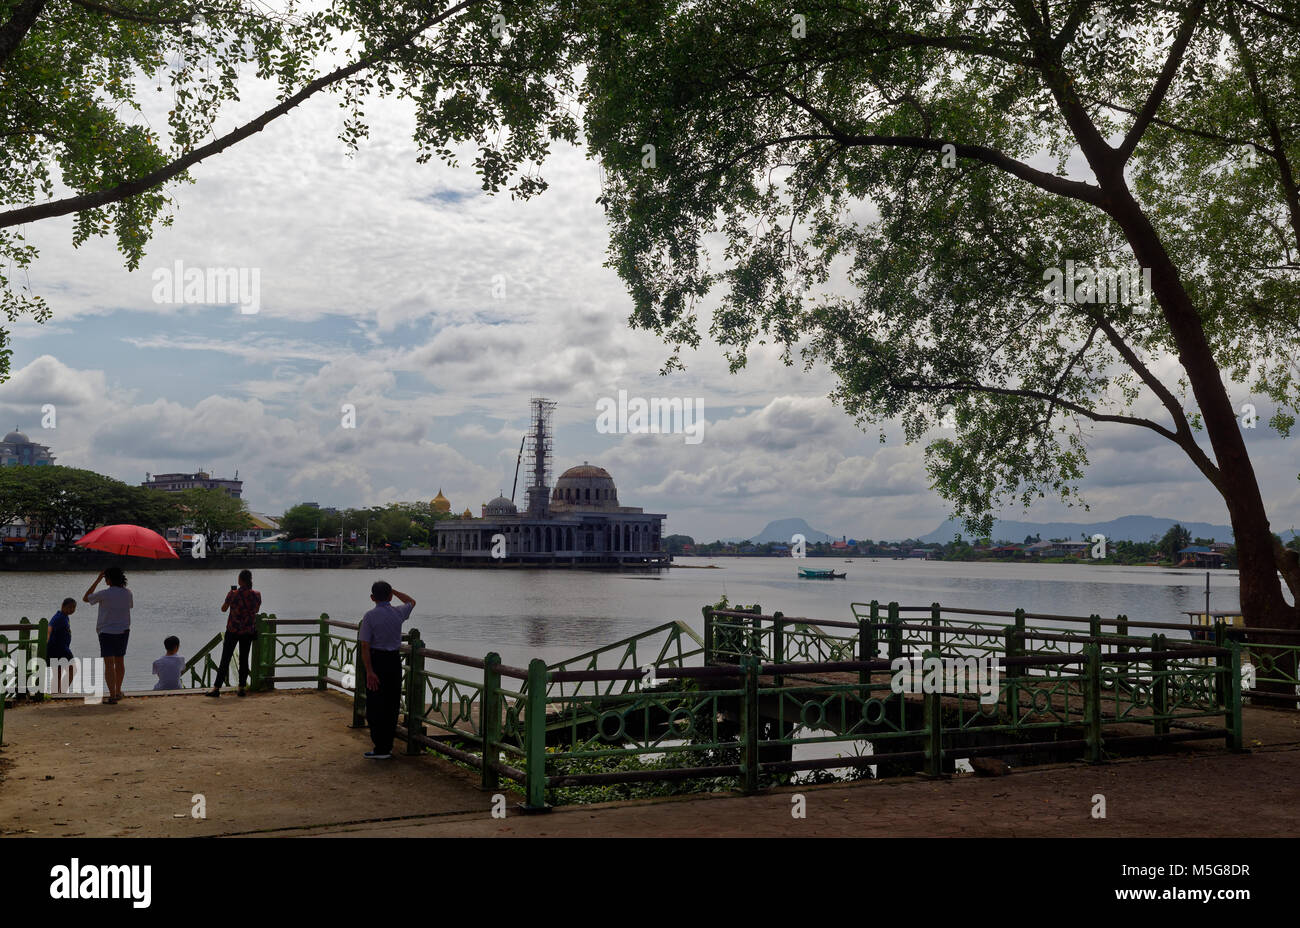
432, 488, 451, 513
461, 508, 473, 519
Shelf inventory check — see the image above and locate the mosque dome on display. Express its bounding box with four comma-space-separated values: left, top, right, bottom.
552, 462, 619, 509
3, 428, 29, 444
484, 495, 518, 517
432, 488, 451, 513
461, 508, 474, 519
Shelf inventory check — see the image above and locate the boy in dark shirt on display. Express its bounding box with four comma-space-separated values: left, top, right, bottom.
48, 597, 76, 694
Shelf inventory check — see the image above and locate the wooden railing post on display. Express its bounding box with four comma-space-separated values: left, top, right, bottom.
1115, 613, 1130, 693
771, 611, 784, 688
1084, 644, 1103, 764
16, 619, 29, 701
858, 601, 879, 686
0, 636, 7, 741
482, 653, 502, 790
351, 629, 367, 729
251, 614, 271, 691
34, 617, 48, 700
1226, 640, 1244, 751
887, 602, 902, 661
523, 658, 550, 811
1213, 620, 1227, 706
740, 655, 761, 794
1152, 633, 1169, 738
1006, 609, 1025, 719
316, 614, 329, 691
404, 630, 425, 756
923, 649, 943, 777
702, 606, 714, 666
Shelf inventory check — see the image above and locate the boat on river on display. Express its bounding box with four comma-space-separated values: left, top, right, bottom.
798, 566, 846, 579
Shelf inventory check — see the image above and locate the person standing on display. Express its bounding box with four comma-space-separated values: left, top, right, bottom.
48, 597, 77, 694
84, 566, 132, 704
358, 581, 416, 759
205, 569, 262, 698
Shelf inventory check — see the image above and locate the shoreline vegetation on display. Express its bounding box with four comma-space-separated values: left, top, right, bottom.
0, 549, 1237, 572
0, 464, 1277, 572
662, 527, 1270, 570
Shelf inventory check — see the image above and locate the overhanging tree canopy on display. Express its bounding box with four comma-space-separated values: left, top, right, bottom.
572, 0, 1300, 628
0, 0, 581, 378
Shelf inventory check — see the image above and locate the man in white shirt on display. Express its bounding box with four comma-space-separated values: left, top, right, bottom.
358, 581, 416, 759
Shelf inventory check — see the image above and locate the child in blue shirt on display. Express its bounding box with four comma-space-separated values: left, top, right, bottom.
152, 636, 186, 691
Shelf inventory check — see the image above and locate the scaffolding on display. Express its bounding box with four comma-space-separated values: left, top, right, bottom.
524, 397, 556, 516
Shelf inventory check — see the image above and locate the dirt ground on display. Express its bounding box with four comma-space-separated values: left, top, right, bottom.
0, 689, 490, 837
3, 688, 1299, 838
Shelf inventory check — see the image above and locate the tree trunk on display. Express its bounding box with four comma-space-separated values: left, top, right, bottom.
1105, 189, 1299, 635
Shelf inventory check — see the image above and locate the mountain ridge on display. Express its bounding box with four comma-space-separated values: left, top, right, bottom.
917, 514, 1236, 544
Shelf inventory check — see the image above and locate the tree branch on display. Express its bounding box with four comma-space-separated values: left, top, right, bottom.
0, 0, 485, 230
1116, 0, 1206, 163
1225, 1, 1300, 255
1052, 0, 1093, 47
67, 0, 198, 26
773, 84, 1106, 206
1081, 310, 1223, 489
1081, 93, 1273, 154
903, 378, 1182, 441
0, 0, 47, 64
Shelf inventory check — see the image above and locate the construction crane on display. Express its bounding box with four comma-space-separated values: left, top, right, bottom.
509, 435, 525, 504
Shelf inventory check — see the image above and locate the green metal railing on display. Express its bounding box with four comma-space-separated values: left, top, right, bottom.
0, 619, 48, 708
543, 621, 705, 699
704, 603, 1244, 768
1, 600, 1262, 810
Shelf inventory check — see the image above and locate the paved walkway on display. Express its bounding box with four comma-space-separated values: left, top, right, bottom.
2, 689, 1298, 837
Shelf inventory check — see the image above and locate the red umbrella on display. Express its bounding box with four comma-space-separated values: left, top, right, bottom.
75, 524, 180, 559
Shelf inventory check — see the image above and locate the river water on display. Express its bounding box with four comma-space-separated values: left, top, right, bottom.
1, 558, 1238, 690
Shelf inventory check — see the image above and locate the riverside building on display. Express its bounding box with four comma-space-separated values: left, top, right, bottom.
0, 427, 55, 467
431, 399, 668, 567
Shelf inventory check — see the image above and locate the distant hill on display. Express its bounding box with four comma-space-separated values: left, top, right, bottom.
720, 517, 833, 544
919, 515, 1235, 545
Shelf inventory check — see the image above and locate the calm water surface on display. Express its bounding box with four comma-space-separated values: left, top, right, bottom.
2, 558, 1239, 690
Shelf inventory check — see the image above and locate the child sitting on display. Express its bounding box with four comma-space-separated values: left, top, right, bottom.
152, 636, 186, 691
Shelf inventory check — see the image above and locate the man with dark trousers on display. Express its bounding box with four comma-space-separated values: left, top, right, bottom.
358, 581, 416, 759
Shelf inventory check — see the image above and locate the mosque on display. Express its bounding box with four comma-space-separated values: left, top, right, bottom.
429, 399, 668, 567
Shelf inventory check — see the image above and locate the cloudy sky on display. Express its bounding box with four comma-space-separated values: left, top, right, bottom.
3, 55, 1299, 543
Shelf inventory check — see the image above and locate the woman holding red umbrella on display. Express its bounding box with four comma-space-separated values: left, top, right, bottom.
74, 524, 175, 702
83, 565, 133, 704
